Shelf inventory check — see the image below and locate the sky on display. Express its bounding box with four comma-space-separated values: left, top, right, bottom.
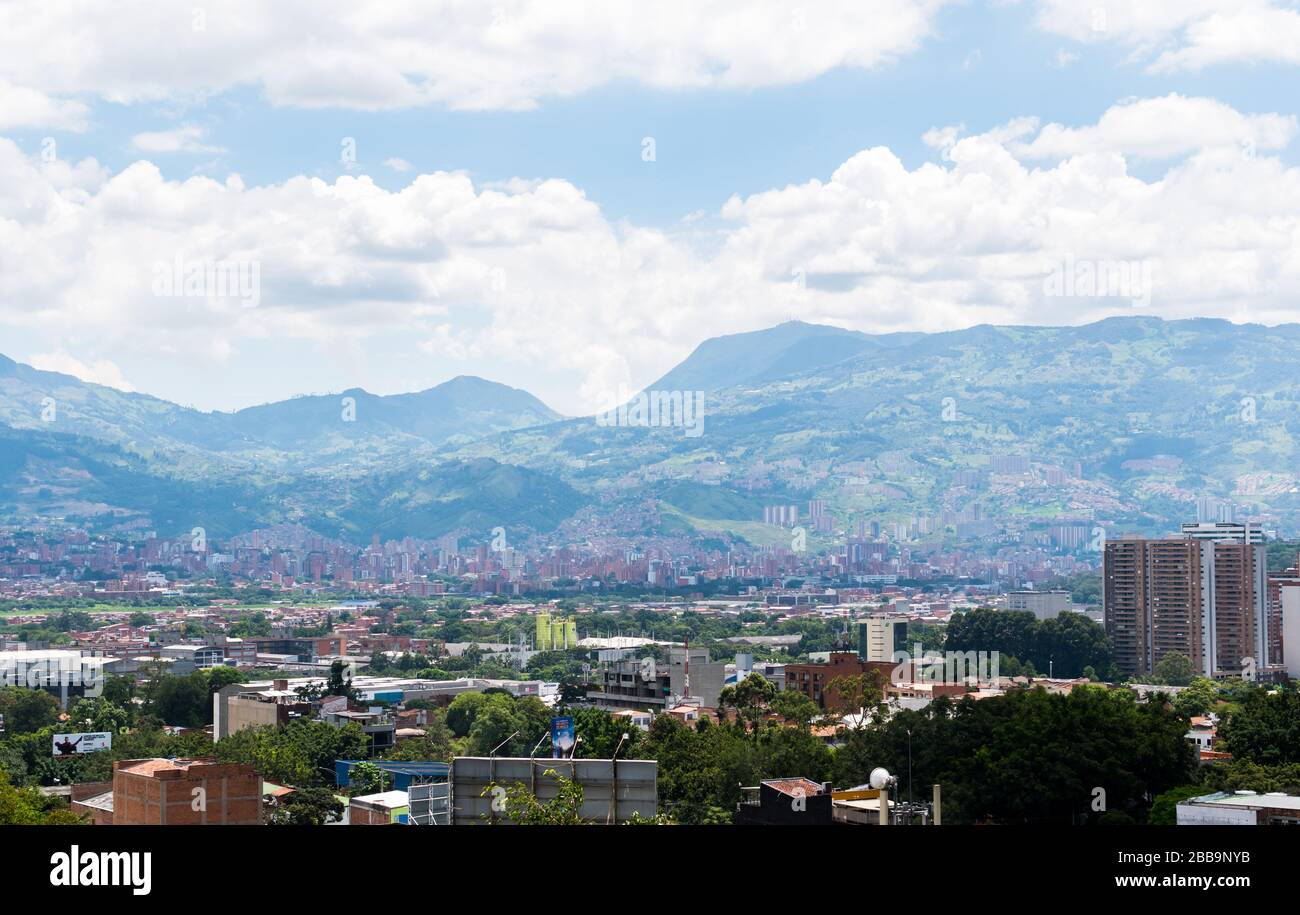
2, 0, 1300, 415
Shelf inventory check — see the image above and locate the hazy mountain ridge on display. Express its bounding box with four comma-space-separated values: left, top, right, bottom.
0, 363, 560, 470
448, 316, 1300, 540
4, 316, 1300, 542
0, 365, 571, 538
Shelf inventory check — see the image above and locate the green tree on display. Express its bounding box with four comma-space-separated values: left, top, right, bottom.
1153, 652, 1195, 687
0, 770, 83, 824
446, 691, 492, 738
756, 725, 833, 783
718, 674, 778, 734
825, 669, 888, 723
206, 665, 247, 696
1172, 678, 1218, 719
215, 720, 369, 787
0, 687, 60, 733
466, 697, 537, 757
1148, 785, 1206, 825
833, 686, 1194, 824
945, 608, 1037, 664
142, 671, 210, 727
1218, 687, 1300, 765
1032, 612, 1114, 679
346, 761, 391, 796
67, 696, 129, 734
269, 786, 345, 825
326, 660, 356, 699
769, 689, 819, 728
644, 714, 757, 824
384, 709, 456, 763
570, 706, 641, 759
485, 768, 585, 825
1201, 759, 1300, 795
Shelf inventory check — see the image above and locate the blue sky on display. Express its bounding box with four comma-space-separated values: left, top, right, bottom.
2, 1, 1300, 413
20, 1, 1300, 225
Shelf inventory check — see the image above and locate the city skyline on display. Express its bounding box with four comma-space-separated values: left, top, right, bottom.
3, 0, 1299, 865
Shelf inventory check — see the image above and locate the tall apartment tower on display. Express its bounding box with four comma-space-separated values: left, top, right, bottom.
1104, 537, 1266, 679
1265, 549, 1300, 667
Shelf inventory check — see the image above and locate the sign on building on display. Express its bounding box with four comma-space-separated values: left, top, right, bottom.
52, 732, 112, 757
550, 716, 575, 757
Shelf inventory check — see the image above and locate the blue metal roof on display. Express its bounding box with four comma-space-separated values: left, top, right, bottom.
334, 759, 450, 787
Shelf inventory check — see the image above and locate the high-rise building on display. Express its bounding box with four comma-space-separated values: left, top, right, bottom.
855, 615, 909, 662
1282, 584, 1300, 678
1195, 497, 1237, 524
1104, 536, 1266, 679
807, 500, 833, 532
1007, 590, 1072, 620
990, 454, 1031, 474
1265, 550, 1300, 668
1179, 521, 1263, 544
763, 505, 799, 527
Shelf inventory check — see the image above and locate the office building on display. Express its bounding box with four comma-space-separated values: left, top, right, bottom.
1179, 521, 1264, 544
1007, 590, 1072, 620
855, 616, 909, 662
589, 646, 724, 711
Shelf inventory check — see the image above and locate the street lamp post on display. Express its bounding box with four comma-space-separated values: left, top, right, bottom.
906, 728, 913, 806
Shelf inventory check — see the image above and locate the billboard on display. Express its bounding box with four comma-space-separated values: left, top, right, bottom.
450, 757, 658, 825
550, 716, 575, 758
52, 732, 112, 757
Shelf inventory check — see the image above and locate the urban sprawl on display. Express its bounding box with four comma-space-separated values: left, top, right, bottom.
2, 502, 1299, 828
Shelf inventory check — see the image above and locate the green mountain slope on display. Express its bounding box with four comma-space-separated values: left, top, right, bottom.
6, 316, 1300, 542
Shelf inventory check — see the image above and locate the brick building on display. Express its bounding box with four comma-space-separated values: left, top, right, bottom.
110, 758, 263, 825
783, 653, 896, 710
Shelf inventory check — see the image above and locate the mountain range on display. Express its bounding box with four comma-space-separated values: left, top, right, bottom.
3, 316, 1299, 545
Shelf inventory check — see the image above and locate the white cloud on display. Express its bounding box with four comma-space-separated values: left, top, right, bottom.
131, 125, 225, 154
1035, 0, 1300, 72
922, 124, 964, 156
1054, 48, 1080, 68
384, 158, 412, 172
0, 80, 88, 131
3, 95, 1300, 414
1013, 94, 1296, 160
27, 351, 135, 391
0, 1, 952, 117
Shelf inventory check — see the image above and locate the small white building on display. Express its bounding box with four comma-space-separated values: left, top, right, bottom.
1176, 791, 1300, 825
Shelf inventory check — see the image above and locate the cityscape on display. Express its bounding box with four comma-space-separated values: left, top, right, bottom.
2, 0, 1295, 896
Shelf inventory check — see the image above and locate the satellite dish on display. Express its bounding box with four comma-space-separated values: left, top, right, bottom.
869, 767, 892, 790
